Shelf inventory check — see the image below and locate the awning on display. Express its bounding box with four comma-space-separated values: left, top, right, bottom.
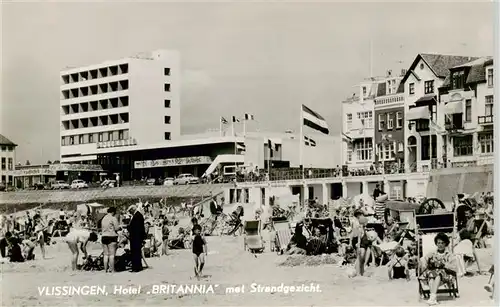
444, 101, 463, 115
415, 95, 437, 104
406, 107, 429, 121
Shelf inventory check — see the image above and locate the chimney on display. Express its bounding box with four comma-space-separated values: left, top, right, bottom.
401, 69, 407, 76
387, 69, 392, 77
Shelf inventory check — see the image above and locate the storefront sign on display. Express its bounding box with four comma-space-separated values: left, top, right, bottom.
50, 164, 103, 172
14, 168, 57, 176
97, 137, 137, 149
134, 156, 213, 169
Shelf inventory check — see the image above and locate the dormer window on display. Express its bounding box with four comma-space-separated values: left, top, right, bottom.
451, 70, 465, 90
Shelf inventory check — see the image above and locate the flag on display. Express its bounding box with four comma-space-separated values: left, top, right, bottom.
232, 116, 240, 123
304, 135, 316, 147
429, 119, 445, 134
221, 117, 228, 124
302, 104, 329, 134
244, 113, 254, 121
268, 139, 273, 158
342, 132, 352, 144
236, 143, 246, 151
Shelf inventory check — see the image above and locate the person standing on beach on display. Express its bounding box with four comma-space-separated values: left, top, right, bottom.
127, 205, 146, 273
33, 215, 47, 259
191, 224, 207, 278
101, 207, 120, 273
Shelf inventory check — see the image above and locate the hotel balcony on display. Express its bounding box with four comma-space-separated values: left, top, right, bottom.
478, 115, 494, 125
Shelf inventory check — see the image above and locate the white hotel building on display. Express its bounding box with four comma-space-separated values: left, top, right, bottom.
438, 57, 494, 167
341, 72, 403, 169
60, 50, 181, 164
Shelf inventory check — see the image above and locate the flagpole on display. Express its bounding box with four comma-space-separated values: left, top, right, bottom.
299, 104, 304, 180
243, 118, 246, 137
220, 117, 223, 137
429, 112, 432, 170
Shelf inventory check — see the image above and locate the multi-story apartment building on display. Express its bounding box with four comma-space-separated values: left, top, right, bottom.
341, 78, 382, 169
438, 57, 494, 168
60, 50, 181, 164
0, 134, 17, 186
401, 54, 476, 172
373, 70, 405, 173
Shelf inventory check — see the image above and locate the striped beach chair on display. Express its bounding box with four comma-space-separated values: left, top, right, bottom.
272, 218, 292, 254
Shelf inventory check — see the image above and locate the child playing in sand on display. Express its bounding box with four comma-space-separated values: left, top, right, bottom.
337, 228, 351, 257
191, 224, 207, 278
387, 247, 410, 280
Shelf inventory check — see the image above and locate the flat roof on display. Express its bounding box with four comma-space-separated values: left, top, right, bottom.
96, 135, 245, 155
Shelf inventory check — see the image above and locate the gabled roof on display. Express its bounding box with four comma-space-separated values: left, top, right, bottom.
0, 134, 17, 146
400, 53, 478, 85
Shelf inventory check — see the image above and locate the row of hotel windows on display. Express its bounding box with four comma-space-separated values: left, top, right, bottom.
1, 157, 13, 170
346, 111, 404, 131
409, 80, 434, 95
1, 146, 14, 152
62, 64, 129, 84
408, 69, 493, 95
345, 132, 494, 162
346, 112, 373, 130
62, 96, 129, 114
448, 95, 493, 124
61, 80, 129, 99
62, 113, 129, 130
62, 97, 173, 115
62, 82, 171, 100
378, 112, 404, 131
348, 96, 492, 131
453, 133, 494, 156
61, 129, 130, 146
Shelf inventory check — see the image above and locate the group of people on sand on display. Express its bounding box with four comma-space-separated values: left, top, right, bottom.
283, 184, 495, 305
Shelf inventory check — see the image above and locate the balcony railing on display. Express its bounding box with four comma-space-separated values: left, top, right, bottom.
478, 115, 494, 125
445, 123, 464, 131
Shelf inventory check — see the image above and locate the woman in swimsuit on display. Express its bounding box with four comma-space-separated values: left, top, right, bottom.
65, 228, 98, 271
191, 224, 207, 278
351, 210, 370, 276
101, 207, 120, 273
33, 215, 47, 259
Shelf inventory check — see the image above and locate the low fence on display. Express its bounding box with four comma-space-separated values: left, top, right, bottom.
0, 183, 228, 206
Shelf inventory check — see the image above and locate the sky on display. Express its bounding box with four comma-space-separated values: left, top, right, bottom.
0, 0, 494, 164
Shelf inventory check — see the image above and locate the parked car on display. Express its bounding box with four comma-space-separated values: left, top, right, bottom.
0, 182, 6, 192
100, 179, 116, 188
173, 174, 200, 185
163, 177, 174, 186
33, 182, 46, 190
146, 178, 156, 186
71, 179, 88, 189
51, 180, 70, 190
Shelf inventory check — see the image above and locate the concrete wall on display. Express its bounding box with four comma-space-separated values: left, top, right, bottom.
129, 50, 181, 144
426, 165, 493, 202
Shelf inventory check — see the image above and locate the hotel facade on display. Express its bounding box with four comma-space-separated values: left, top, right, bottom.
60, 50, 181, 164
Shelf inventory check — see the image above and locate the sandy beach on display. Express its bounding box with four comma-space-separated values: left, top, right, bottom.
1, 233, 494, 307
